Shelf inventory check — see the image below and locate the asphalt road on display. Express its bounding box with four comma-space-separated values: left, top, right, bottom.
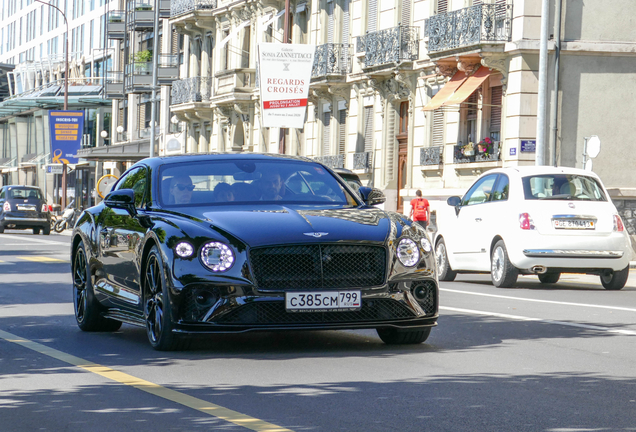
1, 230, 635, 432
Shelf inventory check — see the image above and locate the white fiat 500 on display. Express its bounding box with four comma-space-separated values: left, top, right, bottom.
434, 166, 632, 289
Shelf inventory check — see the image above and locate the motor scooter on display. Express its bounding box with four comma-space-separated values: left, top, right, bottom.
53, 200, 78, 233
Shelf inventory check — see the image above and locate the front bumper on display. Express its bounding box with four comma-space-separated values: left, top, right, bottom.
172, 280, 439, 333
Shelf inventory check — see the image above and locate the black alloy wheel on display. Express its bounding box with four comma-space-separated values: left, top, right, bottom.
600, 266, 629, 290
490, 240, 519, 288
73, 241, 121, 332
538, 272, 560, 284
435, 238, 457, 281
376, 327, 431, 345
144, 246, 183, 351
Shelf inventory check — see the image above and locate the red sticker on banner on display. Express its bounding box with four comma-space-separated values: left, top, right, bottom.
263, 99, 308, 109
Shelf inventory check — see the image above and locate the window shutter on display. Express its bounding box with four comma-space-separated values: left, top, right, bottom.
431, 109, 444, 147
342, 0, 350, 43
322, 111, 331, 155
364, 106, 374, 153
338, 109, 347, 155
385, 108, 396, 181
436, 0, 447, 14
138, 103, 146, 129
401, 0, 411, 26
327, 1, 335, 44
472, 0, 482, 5
171, 28, 178, 55
490, 85, 503, 133
367, 0, 377, 32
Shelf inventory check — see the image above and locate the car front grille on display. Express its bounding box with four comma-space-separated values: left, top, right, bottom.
250, 244, 387, 290
216, 298, 415, 325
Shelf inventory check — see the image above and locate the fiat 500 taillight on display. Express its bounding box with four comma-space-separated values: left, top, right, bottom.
519, 213, 536, 230
3, 202, 10, 212
41, 204, 48, 212
613, 214, 625, 232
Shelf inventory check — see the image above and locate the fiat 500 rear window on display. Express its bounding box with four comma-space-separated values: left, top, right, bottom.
522, 174, 607, 201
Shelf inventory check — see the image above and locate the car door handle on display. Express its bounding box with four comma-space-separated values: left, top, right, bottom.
475, 218, 482, 222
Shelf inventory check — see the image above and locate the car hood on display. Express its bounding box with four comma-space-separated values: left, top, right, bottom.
185, 204, 391, 247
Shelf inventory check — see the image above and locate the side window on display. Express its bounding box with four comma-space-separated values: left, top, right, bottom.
491, 175, 509, 202
115, 166, 148, 209
461, 174, 498, 206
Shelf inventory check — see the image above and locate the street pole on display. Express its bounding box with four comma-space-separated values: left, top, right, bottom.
279, 0, 290, 155
535, 0, 549, 166
149, 0, 161, 158
35, 0, 69, 208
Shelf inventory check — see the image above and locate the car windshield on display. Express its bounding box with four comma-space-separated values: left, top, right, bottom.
159, 159, 359, 207
522, 174, 607, 201
8, 187, 42, 200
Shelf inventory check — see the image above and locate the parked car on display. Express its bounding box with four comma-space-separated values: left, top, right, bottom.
332, 167, 364, 196
434, 166, 632, 289
0, 185, 51, 235
71, 154, 438, 350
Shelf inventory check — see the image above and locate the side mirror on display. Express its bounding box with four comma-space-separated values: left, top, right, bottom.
359, 187, 386, 206
104, 189, 137, 216
447, 196, 462, 216
447, 196, 461, 207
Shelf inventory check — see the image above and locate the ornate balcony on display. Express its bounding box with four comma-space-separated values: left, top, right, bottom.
212, 68, 256, 105
420, 146, 443, 165
356, 26, 419, 69
171, 77, 213, 105
314, 155, 344, 169
425, 4, 512, 54
106, 11, 125, 40
353, 152, 372, 170
453, 141, 501, 164
170, 0, 216, 18
312, 44, 352, 79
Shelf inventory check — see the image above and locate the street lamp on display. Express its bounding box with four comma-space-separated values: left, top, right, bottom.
35, 0, 69, 209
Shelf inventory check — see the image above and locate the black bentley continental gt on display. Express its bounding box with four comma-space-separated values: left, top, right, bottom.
71, 154, 438, 350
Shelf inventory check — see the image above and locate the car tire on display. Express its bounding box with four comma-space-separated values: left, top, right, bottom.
538, 272, 560, 284
435, 239, 457, 282
377, 327, 431, 345
491, 240, 519, 288
43, 225, 51, 235
73, 241, 122, 332
144, 246, 187, 351
0, 225, 4, 233
54, 220, 66, 233
33, 228, 41, 235
600, 266, 629, 290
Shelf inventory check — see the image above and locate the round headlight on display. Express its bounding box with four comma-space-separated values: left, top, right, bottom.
397, 238, 420, 267
200, 242, 235, 272
420, 237, 432, 253
175, 242, 194, 258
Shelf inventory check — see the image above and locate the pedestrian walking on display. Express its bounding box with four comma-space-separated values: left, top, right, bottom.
409, 190, 430, 229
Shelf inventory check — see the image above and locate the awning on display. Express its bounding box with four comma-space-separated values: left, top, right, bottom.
422, 71, 467, 111
443, 66, 491, 106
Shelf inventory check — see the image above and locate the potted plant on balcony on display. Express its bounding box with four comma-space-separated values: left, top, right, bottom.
462, 142, 475, 157
477, 137, 494, 156
108, 14, 123, 23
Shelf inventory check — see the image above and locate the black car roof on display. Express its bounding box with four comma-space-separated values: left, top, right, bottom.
143, 152, 316, 167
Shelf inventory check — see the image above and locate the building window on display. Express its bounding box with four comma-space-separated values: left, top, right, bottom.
490, 86, 503, 141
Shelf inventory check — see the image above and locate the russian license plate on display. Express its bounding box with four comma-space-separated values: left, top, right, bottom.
553, 219, 595, 230
285, 291, 361, 312
16, 205, 35, 211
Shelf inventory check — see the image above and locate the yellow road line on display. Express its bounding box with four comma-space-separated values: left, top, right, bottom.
0, 329, 292, 432
18, 256, 69, 263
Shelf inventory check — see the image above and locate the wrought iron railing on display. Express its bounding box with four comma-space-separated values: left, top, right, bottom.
356, 26, 419, 68
426, 3, 512, 53
453, 141, 500, 164
171, 77, 213, 105
314, 155, 345, 169
353, 152, 372, 170
170, 0, 217, 18
420, 146, 443, 165
312, 43, 352, 78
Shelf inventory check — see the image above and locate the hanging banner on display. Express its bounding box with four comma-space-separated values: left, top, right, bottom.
258, 43, 316, 129
48, 110, 84, 165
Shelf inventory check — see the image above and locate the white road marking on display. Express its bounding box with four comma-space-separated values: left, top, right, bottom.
0, 234, 65, 246
440, 288, 636, 313
440, 306, 636, 336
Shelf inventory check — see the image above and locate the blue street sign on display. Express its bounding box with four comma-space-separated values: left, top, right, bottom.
48, 110, 84, 165
510, 148, 517, 156
520, 140, 536, 153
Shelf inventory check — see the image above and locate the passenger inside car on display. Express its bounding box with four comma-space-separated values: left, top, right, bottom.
214, 182, 234, 202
